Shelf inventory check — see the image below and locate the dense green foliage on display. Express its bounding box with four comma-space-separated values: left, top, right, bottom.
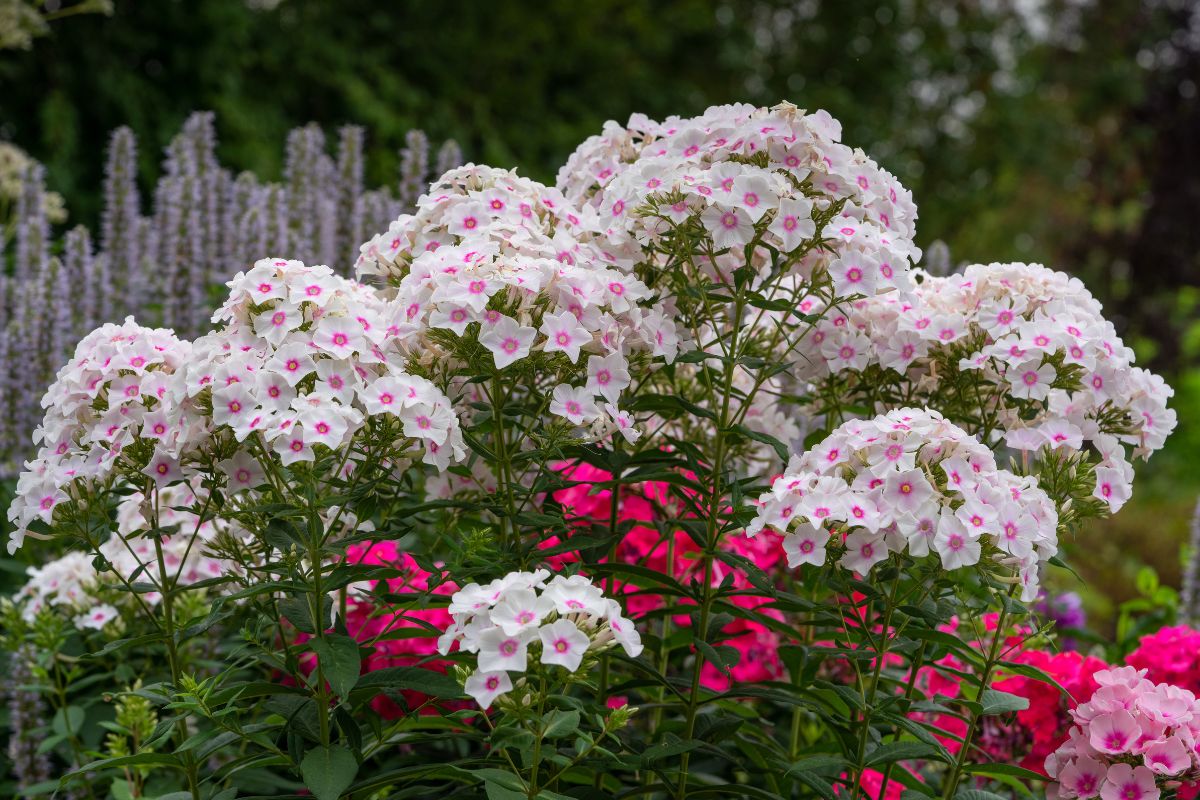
1, 0, 1198, 647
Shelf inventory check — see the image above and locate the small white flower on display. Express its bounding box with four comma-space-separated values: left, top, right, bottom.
476, 627, 534, 673
463, 670, 512, 710
538, 619, 591, 672
540, 309, 593, 364
479, 315, 537, 369
783, 523, 828, 567
75, 603, 119, 631
550, 384, 600, 425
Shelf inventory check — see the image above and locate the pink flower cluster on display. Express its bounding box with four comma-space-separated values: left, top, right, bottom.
750, 408, 1058, 600
993, 650, 1110, 773
559, 102, 919, 299
794, 262, 1175, 512
551, 462, 788, 690
6, 318, 192, 552
356, 164, 679, 440
1047, 667, 1200, 800
1128, 626, 1200, 695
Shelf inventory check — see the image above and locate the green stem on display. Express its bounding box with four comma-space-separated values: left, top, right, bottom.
151, 531, 201, 800
849, 564, 902, 799
489, 374, 519, 551
306, 509, 333, 749
529, 674, 548, 798
875, 639, 929, 800
941, 591, 1016, 800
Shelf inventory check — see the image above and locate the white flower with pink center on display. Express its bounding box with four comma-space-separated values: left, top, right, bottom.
479, 315, 537, 370
74, 603, 119, 631
585, 352, 631, 406
142, 449, 186, 488
463, 670, 512, 710
538, 619, 591, 672
781, 522, 829, 567
750, 408, 1057, 598
550, 384, 600, 426
539, 309, 593, 364
700, 204, 755, 251
441, 572, 643, 709
475, 626, 533, 675
1009, 359, 1056, 400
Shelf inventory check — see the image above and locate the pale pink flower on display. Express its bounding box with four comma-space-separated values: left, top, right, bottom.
463, 670, 512, 710
538, 619, 592, 672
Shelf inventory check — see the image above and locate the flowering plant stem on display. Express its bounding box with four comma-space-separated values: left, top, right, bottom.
149, 488, 202, 800
674, 283, 744, 799
941, 588, 1018, 799
849, 559, 903, 799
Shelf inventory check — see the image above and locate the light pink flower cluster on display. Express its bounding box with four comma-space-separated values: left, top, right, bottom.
1047, 667, 1200, 800
559, 101, 919, 298
13, 482, 228, 628
794, 262, 1175, 512
6, 318, 193, 552
174, 257, 466, 472
13, 551, 112, 626
749, 408, 1058, 600
437, 570, 643, 709
355, 165, 679, 440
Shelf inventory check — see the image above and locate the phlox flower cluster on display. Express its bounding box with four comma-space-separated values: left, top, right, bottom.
795, 263, 1175, 513
1127, 626, 1200, 695
558, 103, 920, 474
14, 482, 228, 629
550, 462, 788, 689
749, 408, 1058, 600
355, 165, 679, 441
1047, 667, 1200, 800
175, 257, 466, 472
12, 551, 118, 630
437, 570, 643, 709
559, 101, 919, 299
6, 318, 192, 553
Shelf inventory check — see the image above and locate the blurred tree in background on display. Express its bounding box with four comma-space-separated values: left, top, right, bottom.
0, 0, 1198, 624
